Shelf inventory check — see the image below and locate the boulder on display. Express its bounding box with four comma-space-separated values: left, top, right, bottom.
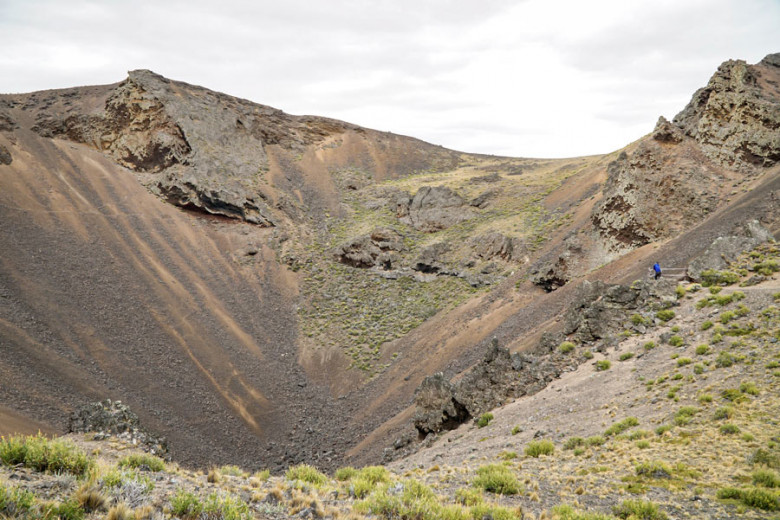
412, 242, 450, 273
0, 144, 11, 165
470, 232, 525, 262
334, 227, 405, 269
68, 399, 168, 456
397, 186, 472, 232
688, 220, 774, 281
412, 373, 468, 435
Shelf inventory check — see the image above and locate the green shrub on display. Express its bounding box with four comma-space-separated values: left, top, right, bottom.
551, 504, 614, 520
559, 341, 576, 354
605, 417, 639, 437
635, 461, 672, 479
716, 351, 736, 368
720, 423, 741, 435
511, 426, 522, 435
716, 487, 743, 500
740, 381, 759, 395
693, 364, 705, 374
171, 489, 203, 519
202, 491, 251, 520
358, 466, 391, 485
476, 413, 494, 428
755, 260, 780, 276
335, 466, 358, 481
564, 437, 585, 450
695, 344, 710, 355
359, 479, 444, 519
0, 484, 35, 516
472, 464, 521, 495
619, 352, 634, 361
285, 464, 328, 486
454, 488, 483, 506
583, 350, 594, 359
673, 406, 698, 426
118, 453, 165, 472
741, 487, 780, 511
714, 407, 734, 420
586, 435, 606, 446
753, 469, 780, 488
701, 320, 714, 330
675, 285, 686, 299
676, 357, 692, 367
720, 311, 736, 324
595, 360, 611, 371
643, 341, 656, 351
668, 335, 684, 347
752, 449, 780, 469
722, 388, 742, 401
0, 434, 93, 476
698, 393, 713, 403
470, 504, 520, 520
612, 499, 668, 519
656, 310, 675, 322
701, 269, 740, 287
39, 499, 84, 520
525, 440, 555, 457
636, 440, 651, 449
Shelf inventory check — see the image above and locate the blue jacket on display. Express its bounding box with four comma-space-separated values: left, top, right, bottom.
653, 263, 661, 273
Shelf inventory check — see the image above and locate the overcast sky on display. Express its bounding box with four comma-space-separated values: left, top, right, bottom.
1, 0, 777, 158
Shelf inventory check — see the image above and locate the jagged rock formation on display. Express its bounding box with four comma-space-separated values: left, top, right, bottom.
396, 186, 473, 232
673, 53, 780, 170
470, 232, 525, 262
687, 220, 774, 281
68, 400, 168, 456
530, 235, 583, 291
0, 144, 11, 165
334, 227, 405, 268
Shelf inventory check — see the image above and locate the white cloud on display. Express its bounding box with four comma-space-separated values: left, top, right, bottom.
0, 0, 777, 157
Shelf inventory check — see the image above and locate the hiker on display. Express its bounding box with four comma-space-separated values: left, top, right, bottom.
653, 262, 662, 280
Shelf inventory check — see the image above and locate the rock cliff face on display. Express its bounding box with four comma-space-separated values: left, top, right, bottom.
673, 53, 780, 170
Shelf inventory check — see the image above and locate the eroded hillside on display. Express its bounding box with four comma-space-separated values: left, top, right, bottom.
1, 53, 779, 474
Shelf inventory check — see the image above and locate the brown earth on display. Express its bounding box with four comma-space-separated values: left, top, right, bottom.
0, 53, 778, 474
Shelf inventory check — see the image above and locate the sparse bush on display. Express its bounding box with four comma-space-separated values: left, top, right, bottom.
219, 465, 246, 477
605, 417, 639, 437
171, 489, 203, 519
551, 504, 615, 520
701, 320, 714, 330
558, 341, 576, 354
335, 466, 358, 481
0, 484, 35, 516
753, 469, 780, 488
75, 484, 108, 513
655, 425, 673, 436
0, 433, 93, 476
635, 461, 672, 479
525, 440, 555, 457
741, 487, 780, 511
714, 406, 734, 420
564, 437, 585, 450
643, 341, 656, 351
668, 335, 684, 347
612, 499, 668, 519
586, 435, 606, 446
675, 285, 686, 299
698, 393, 713, 403
752, 449, 780, 469
583, 350, 594, 359
676, 357, 692, 367
472, 464, 521, 495
39, 499, 84, 520
720, 423, 741, 435
511, 426, 522, 435
674, 406, 698, 426
701, 269, 740, 287
716, 351, 736, 368
656, 310, 675, 322
476, 412, 494, 428
619, 352, 634, 362
285, 464, 328, 487
740, 381, 759, 395
720, 311, 736, 324
630, 314, 647, 326
118, 454, 165, 472
636, 440, 650, 449
722, 388, 742, 401
693, 364, 705, 374
695, 344, 710, 355
595, 360, 611, 371
454, 488, 483, 506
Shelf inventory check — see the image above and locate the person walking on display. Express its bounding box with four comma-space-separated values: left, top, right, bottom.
653, 262, 662, 280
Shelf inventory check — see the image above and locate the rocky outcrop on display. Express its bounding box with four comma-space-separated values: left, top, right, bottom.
673, 53, 780, 170
592, 139, 721, 251
412, 242, 451, 273
0, 144, 11, 165
688, 220, 774, 281
413, 339, 575, 435
159, 175, 275, 226
529, 235, 583, 291
334, 227, 405, 268
0, 110, 16, 132
397, 186, 473, 232
470, 232, 525, 262
563, 279, 675, 343
68, 399, 168, 456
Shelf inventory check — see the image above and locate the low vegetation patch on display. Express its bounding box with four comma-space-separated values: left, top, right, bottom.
472, 464, 521, 495
118, 453, 165, 472
476, 413, 494, 428
605, 417, 639, 437
525, 440, 555, 457
285, 464, 328, 487
0, 434, 93, 477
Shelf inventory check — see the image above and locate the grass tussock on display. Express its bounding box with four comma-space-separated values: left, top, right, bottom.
0, 433, 93, 477
472, 464, 521, 495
